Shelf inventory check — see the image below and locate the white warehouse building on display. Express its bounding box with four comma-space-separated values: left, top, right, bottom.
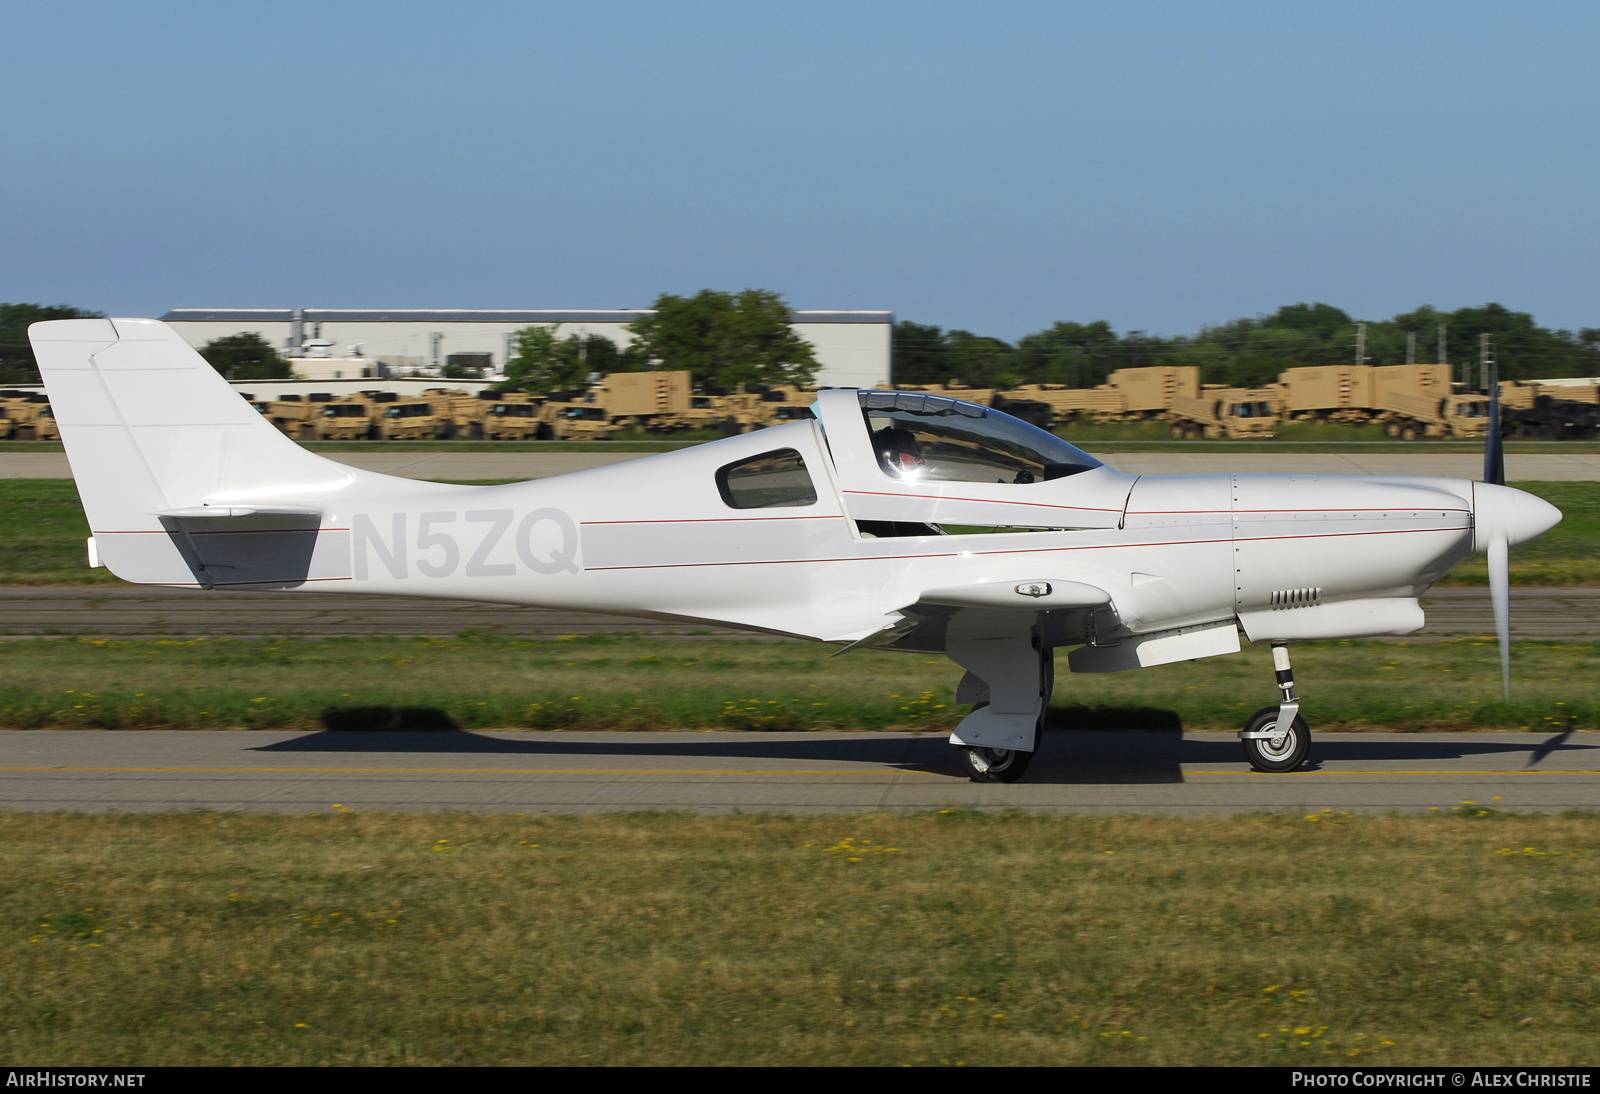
161, 308, 893, 389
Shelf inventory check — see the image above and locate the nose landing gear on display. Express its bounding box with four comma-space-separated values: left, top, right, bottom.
1239, 642, 1310, 772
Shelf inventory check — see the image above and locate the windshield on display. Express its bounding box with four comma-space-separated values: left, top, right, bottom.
858, 391, 1101, 484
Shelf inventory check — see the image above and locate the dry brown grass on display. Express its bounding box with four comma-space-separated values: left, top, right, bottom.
3, 809, 1597, 1065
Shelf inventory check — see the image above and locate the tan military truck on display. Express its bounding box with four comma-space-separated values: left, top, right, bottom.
261, 395, 321, 439
597, 370, 692, 428
447, 389, 535, 439
1276, 365, 1375, 422
0, 391, 59, 439
258, 392, 365, 440
1497, 380, 1600, 439
538, 398, 611, 440
370, 395, 451, 440
709, 387, 803, 434
1371, 364, 1480, 439
1108, 366, 1200, 416
996, 366, 1199, 426
310, 399, 377, 440
653, 394, 743, 435
746, 385, 821, 429
998, 383, 1125, 424
483, 397, 547, 440
1167, 386, 1278, 438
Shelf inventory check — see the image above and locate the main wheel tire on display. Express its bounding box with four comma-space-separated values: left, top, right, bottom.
959, 742, 1035, 783
1400, 423, 1418, 441
1241, 706, 1310, 772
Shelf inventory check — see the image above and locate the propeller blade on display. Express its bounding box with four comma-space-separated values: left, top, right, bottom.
1485, 353, 1505, 486
1488, 528, 1510, 702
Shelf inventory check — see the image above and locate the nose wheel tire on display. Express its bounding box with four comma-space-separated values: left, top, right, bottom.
1241, 706, 1310, 772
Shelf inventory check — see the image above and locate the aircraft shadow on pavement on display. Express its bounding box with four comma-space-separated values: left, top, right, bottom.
250, 708, 1596, 784
252, 705, 1197, 784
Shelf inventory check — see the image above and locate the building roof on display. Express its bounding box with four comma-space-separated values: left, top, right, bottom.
162, 308, 894, 324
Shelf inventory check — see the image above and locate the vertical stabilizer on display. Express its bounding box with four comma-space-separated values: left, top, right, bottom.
29, 318, 357, 584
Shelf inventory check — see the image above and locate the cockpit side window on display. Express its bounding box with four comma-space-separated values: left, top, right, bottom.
716, 449, 819, 509
858, 391, 1101, 485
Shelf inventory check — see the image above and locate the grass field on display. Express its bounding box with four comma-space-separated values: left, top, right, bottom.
2, 479, 1597, 587
0, 633, 1592, 733
3, 810, 1596, 1065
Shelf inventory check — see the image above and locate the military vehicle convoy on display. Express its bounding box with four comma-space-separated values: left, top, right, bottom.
5, 361, 1597, 443
994, 363, 1597, 440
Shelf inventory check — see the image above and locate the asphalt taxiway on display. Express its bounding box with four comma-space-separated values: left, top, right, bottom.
1, 728, 1593, 815
3, 585, 1596, 640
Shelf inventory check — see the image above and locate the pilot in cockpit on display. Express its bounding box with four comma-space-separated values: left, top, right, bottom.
873, 426, 926, 479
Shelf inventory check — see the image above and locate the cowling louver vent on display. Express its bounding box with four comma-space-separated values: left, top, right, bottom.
1269, 587, 1321, 610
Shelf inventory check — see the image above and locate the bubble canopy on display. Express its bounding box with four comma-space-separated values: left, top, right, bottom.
857, 391, 1102, 485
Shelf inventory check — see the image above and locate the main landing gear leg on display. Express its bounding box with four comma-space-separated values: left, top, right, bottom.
951, 640, 1053, 784
1239, 642, 1310, 772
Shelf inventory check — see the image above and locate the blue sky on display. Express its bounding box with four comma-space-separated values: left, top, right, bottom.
3, 1, 1597, 340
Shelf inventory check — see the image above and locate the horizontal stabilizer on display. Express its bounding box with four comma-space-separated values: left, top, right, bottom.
156, 506, 323, 519
159, 509, 350, 590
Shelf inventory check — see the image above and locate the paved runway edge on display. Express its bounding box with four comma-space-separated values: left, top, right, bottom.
2, 729, 1595, 816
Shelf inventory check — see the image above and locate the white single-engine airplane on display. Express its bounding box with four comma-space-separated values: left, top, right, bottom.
31, 318, 1562, 781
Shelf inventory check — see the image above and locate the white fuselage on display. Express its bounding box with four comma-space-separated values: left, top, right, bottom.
161, 419, 1475, 648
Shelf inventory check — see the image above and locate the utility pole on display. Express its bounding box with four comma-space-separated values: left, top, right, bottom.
1355, 322, 1367, 367
1479, 333, 1491, 392
1407, 330, 1417, 365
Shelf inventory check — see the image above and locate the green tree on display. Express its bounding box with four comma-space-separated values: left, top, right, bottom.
1266, 302, 1353, 343
198, 332, 291, 381
1439, 303, 1594, 382
0, 303, 106, 384
941, 330, 1017, 388
891, 321, 949, 386
1014, 320, 1120, 386
565, 331, 634, 377
501, 326, 628, 394
503, 325, 585, 394
627, 290, 817, 391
